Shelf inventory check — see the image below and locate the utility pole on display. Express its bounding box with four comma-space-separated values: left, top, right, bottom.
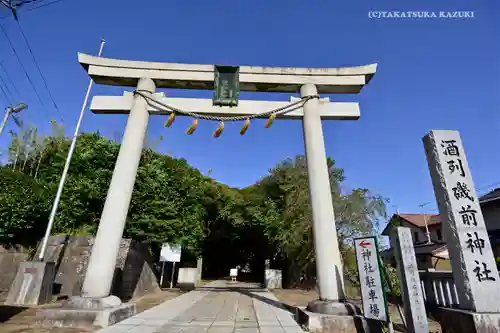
38, 39, 105, 261
418, 202, 432, 244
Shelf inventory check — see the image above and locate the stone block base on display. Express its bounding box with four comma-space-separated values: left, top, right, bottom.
35, 295, 136, 329
440, 307, 500, 333
296, 306, 384, 333
5, 261, 55, 306
177, 268, 197, 291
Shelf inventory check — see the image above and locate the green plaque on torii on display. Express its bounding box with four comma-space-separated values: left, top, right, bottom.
213, 65, 240, 107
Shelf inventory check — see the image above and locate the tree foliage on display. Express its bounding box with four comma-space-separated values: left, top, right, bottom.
246, 155, 388, 286
0, 120, 388, 287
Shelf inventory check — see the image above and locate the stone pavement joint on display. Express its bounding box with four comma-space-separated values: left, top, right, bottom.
96, 280, 305, 333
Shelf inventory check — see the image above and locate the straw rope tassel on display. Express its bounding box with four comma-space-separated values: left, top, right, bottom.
186, 119, 198, 135
240, 118, 250, 135
213, 121, 225, 138
265, 113, 276, 128
165, 113, 176, 127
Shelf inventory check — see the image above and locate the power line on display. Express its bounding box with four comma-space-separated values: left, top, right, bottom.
0, 23, 53, 119
0, 80, 12, 105
0, 70, 15, 102
414, 181, 500, 212
0, 61, 20, 97
389, 181, 500, 217
26, 0, 65, 12
1, 0, 47, 13
1, 0, 67, 19
15, 19, 64, 122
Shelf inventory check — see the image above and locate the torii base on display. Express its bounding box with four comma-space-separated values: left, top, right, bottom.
36, 296, 135, 329
296, 300, 384, 333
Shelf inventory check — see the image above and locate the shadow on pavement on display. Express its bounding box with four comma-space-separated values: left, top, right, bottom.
196, 284, 296, 314
0, 305, 29, 323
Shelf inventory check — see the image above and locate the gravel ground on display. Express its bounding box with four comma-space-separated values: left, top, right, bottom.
272, 289, 442, 333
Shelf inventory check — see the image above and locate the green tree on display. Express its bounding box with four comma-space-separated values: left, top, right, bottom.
0, 169, 50, 245
248, 155, 388, 287
0, 119, 388, 288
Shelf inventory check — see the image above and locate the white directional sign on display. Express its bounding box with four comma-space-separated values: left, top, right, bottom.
160, 243, 182, 262
354, 236, 387, 322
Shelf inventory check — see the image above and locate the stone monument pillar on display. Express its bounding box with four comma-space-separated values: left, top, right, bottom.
423, 130, 500, 333
391, 227, 429, 333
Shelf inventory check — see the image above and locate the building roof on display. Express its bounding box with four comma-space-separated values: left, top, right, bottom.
413, 242, 447, 255
398, 213, 441, 228
479, 188, 500, 204
381, 213, 441, 236
382, 193, 500, 236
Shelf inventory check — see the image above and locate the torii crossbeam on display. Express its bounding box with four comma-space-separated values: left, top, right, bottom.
77, 53, 377, 316
90, 92, 360, 120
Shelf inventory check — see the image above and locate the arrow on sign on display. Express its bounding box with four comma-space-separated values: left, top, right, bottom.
359, 240, 371, 248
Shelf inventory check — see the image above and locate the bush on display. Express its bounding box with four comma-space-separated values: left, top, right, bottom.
383, 263, 401, 297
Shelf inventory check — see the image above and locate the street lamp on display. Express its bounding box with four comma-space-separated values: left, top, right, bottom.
0, 102, 28, 137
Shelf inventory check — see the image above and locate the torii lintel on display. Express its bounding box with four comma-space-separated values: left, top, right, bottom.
78, 53, 377, 94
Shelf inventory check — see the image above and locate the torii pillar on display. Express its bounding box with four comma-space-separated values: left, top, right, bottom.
78, 54, 377, 314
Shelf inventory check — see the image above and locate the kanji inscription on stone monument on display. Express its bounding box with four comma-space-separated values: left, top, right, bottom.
423, 130, 500, 312
391, 227, 428, 333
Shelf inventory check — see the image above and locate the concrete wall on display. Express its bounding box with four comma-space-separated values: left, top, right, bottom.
0, 244, 31, 291
0, 235, 160, 301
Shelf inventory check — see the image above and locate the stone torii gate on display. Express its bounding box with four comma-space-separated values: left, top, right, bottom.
78, 53, 376, 316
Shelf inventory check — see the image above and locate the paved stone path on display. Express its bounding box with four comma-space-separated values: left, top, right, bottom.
97, 281, 305, 333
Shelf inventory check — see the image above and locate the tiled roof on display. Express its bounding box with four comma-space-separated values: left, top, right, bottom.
398, 213, 441, 228
479, 188, 500, 204
382, 213, 441, 236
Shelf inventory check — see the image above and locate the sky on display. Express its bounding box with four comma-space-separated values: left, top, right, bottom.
0, 0, 498, 223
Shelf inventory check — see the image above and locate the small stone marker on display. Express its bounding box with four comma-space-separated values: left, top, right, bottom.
354, 236, 387, 322
423, 130, 500, 312
391, 227, 428, 333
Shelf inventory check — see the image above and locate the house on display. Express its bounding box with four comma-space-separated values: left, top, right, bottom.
381, 188, 500, 270
480, 188, 500, 257
381, 213, 451, 270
